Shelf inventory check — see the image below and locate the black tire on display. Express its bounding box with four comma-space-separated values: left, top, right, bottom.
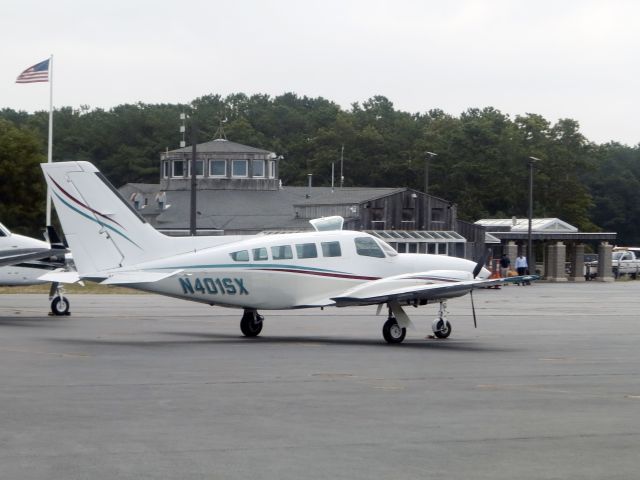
240, 311, 263, 337
51, 296, 70, 316
382, 317, 406, 344
433, 319, 452, 339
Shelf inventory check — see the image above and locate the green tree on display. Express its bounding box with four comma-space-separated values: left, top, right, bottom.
0, 119, 46, 235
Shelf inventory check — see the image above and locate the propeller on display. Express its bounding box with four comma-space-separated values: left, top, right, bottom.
472, 253, 487, 279
470, 252, 487, 328
470, 291, 477, 328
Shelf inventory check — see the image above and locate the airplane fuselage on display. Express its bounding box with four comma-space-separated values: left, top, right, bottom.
115, 230, 484, 310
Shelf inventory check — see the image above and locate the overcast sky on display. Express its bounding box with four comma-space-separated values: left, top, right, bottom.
2, 0, 639, 145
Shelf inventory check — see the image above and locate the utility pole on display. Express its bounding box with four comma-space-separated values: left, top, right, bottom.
189, 116, 198, 236
340, 144, 344, 188
527, 156, 541, 274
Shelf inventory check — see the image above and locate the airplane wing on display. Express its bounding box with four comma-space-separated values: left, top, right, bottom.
0, 247, 65, 268
331, 272, 537, 307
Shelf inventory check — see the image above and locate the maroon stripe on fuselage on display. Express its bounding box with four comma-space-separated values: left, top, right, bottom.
255, 268, 379, 281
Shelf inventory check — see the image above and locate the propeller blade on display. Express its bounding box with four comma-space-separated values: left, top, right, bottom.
470, 290, 478, 328
472, 254, 487, 279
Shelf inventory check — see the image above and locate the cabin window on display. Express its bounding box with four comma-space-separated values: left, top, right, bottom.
252, 247, 268, 261
321, 241, 341, 257
296, 243, 318, 259
271, 245, 293, 260
230, 250, 249, 261
252, 159, 265, 177
232, 160, 248, 177
379, 240, 398, 257
355, 237, 385, 258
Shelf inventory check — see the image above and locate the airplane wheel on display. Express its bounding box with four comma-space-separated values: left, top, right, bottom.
432, 319, 452, 339
51, 296, 70, 316
240, 311, 263, 337
382, 318, 406, 344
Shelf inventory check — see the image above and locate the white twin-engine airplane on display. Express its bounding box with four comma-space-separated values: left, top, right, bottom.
0, 222, 72, 315
41, 161, 534, 344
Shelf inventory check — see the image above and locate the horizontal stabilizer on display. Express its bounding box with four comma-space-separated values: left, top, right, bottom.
99, 269, 183, 285
39, 270, 81, 284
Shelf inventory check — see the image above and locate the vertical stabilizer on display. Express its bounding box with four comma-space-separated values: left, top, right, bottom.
42, 161, 173, 273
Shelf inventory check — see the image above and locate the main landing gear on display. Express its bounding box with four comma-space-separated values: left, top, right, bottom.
49, 282, 70, 316
240, 309, 263, 337
382, 315, 406, 344
380, 300, 453, 344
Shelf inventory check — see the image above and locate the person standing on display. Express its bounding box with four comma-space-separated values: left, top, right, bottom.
515, 253, 529, 285
499, 253, 511, 278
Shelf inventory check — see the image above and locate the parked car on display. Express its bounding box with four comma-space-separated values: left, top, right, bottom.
585, 249, 640, 279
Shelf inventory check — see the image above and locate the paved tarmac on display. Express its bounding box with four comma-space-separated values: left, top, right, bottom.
1, 282, 639, 480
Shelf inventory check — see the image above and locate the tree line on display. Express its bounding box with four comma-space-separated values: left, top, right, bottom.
1, 93, 639, 244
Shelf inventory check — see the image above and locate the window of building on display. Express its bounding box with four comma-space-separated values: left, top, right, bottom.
232, 160, 248, 177
296, 243, 318, 259
355, 237, 385, 258
230, 250, 249, 261
252, 247, 268, 261
187, 160, 204, 177
252, 159, 265, 177
209, 159, 226, 177
431, 208, 444, 223
268, 160, 276, 178
271, 245, 293, 260
321, 241, 341, 257
172, 160, 184, 177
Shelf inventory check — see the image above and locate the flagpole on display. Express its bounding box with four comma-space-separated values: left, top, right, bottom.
46, 54, 53, 226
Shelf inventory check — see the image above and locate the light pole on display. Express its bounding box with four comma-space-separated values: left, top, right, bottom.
527, 156, 541, 274
425, 151, 437, 195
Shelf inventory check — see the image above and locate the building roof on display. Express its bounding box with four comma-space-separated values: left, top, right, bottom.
119, 185, 435, 232
125, 182, 457, 228
475, 217, 616, 242
475, 218, 579, 233
168, 138, 275, 155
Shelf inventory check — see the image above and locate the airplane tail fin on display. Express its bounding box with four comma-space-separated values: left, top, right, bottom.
41, 161, 174, 274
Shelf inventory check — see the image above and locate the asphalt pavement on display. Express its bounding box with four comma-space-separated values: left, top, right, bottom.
0, 282, 639, 479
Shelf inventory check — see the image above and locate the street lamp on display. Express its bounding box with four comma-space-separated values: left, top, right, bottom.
527, 156, 541, 274
425, 151, 437, 195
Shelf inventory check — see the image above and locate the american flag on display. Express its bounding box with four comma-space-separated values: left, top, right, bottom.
16, 59, 50, 83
